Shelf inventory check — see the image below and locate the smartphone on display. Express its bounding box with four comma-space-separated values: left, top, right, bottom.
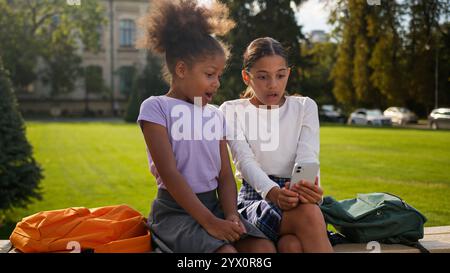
289, 162, 320, 190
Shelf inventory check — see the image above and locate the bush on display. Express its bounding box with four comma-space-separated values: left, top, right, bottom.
0, 57, 43, 217
123, 53, 168, 123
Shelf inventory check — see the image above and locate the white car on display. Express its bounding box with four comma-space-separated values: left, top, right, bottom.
347, 109, 392, 126
319, 105, 347, 123
428, 108, 450, 130
383, 107, 418, 125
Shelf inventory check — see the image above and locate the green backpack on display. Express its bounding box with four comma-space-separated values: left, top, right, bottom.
320, 193, 428, 252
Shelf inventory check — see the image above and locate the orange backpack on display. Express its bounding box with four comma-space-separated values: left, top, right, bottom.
9, 205, 151, 253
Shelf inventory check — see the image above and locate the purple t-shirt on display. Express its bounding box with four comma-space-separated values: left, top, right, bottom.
137, 95, 225, 193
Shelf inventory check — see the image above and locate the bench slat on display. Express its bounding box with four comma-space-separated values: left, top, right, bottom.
422, 226, 450, 235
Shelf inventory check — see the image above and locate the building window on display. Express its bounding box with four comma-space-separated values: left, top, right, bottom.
119, 66, 136, 96
119, 19, 136, 48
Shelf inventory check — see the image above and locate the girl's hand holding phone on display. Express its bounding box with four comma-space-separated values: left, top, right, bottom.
273, 182, 300, 211
291, 177, 323, 204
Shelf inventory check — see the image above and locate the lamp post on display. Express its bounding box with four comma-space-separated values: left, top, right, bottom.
434, 45, 439, 109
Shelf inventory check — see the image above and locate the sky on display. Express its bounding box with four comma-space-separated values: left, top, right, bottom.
296, 0, 333, 33
198, 0, 333, 34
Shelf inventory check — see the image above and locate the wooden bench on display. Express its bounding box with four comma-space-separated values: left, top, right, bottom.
2, 226, 450, 253
333, 226, 450, 253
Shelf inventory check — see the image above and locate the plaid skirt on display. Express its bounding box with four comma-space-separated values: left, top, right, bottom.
237, 176, 290, 242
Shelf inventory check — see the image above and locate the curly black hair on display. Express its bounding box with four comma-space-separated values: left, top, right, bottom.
138, 0, 235, 82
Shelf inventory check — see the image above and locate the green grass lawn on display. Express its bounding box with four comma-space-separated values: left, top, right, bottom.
1, 121, 450, 238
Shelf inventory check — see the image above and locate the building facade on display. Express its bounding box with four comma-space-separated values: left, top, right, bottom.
17, 0, 150, 117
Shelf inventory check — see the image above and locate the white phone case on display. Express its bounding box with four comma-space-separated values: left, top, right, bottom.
289, 162, 320, 189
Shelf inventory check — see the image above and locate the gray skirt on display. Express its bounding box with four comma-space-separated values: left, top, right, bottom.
148, 188, 268, 253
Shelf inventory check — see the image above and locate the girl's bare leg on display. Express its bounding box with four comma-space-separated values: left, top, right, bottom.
280, 204, 333, 253
277, 234, 303, 253
234, 237, 276, 253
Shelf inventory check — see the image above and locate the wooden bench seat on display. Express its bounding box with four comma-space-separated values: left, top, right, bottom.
2, 226, 450, 253
333, 226, 450, 253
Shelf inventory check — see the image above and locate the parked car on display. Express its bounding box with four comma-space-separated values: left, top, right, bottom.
383, 107, 418, 125
428, 108, 450, 130
347, 108, 392, 126
319, 105, 346, 123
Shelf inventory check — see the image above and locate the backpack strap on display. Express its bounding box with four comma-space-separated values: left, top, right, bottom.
402, 240, 430, 253
327, 231, 351, 246
410, 241, 430, 253
382, 192, 408, 207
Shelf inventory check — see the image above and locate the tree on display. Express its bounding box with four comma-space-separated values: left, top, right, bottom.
0, 57, 43, 217
0, 1, 38, 90
139, 53, 169, 100
84, 65, 108, 116
368, 0, 405, 106
330, 0, 407, 110
0, 0, 107, 96
300, 41, 338, 105
124, 74, 142, 123
216, 0, 307, 103
404, 0, 450, 115
436, 22, 450, 109
330, 0, 382, 109
329, 0, 356, 110
330, 0, 449, 114
124, 52, 168, 123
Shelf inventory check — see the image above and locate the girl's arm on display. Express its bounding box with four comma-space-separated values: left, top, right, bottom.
217, 139, 239, 218
293, 98, 320, 178
142, 121, 216, 226
217, 139, 246, 234
220, 103, 280, 201
292, 98, 323, 204
142, 121, 242, 242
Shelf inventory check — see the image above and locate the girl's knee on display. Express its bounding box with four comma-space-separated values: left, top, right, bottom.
235, 238, 276, 253
295, 204, 326, 224
253, 239, 277, 253
277, 234, 303, 253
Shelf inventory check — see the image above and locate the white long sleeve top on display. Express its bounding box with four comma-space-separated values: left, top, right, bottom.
219, 96, 320, 200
